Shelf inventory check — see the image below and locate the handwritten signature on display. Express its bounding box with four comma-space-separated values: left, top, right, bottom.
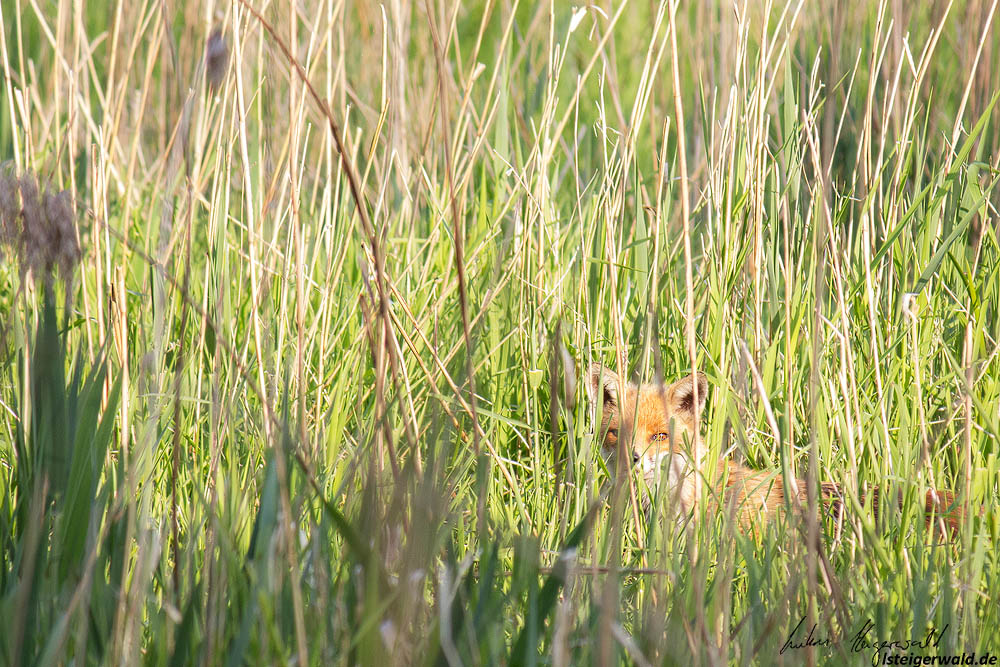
780, 615, 947, 665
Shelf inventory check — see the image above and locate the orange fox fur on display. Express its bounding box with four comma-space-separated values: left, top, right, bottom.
587, 363, 964, 534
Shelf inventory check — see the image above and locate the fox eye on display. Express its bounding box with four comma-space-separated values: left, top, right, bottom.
650, 432, 668, 442
607, 428, 618, 438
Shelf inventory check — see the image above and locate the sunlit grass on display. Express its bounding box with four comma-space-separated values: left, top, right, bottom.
1, 0, 998, 664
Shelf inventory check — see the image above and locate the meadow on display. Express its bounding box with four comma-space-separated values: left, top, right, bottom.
1, 0, 999, 664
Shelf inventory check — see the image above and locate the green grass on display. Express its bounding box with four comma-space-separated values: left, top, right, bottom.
1, 0, 999, 664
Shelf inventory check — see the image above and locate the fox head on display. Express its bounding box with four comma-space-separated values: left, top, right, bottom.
587, 363, 707, 511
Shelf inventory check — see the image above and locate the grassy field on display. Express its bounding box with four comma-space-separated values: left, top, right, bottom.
1, 0, 999, 664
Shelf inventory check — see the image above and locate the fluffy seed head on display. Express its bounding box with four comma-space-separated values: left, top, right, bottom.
0, 165, 80, 284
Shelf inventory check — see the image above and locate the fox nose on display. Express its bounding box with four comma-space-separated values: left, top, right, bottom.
632, 451, 641, 463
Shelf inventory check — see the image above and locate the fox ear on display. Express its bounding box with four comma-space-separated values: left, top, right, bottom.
587, 363, 620, 409
668, 372, 707, 419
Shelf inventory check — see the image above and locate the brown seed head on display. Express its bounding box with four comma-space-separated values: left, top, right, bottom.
0, 166, 80, 283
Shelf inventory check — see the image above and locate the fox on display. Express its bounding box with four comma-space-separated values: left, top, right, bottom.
587, 362, 966, 535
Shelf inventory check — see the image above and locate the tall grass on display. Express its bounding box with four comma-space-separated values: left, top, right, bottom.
1, 0, 998, 664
